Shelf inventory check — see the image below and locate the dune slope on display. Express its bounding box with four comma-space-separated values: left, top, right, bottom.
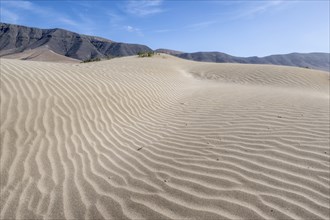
1, 55, 329, 219
2, 47, 80, 63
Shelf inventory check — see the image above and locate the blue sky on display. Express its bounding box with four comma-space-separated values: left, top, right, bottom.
1, 0, 329, 56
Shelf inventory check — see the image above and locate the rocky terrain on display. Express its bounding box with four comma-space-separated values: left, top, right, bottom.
175, 51, 329, 71
0, 23, 152, 61
1, 22, 329, 71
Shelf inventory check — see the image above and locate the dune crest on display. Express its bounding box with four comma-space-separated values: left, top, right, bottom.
1, 55, 329, 219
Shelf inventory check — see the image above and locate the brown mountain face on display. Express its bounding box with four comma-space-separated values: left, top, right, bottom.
0, 23, 152, 61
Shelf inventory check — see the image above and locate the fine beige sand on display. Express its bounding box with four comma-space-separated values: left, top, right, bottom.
1, 47, 80, 63
1, 54, 329, 219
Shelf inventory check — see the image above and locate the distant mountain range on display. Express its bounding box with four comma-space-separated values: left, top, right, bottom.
1, 23, 329, 71
172, 51, 329, 72
154, 49, 329, 72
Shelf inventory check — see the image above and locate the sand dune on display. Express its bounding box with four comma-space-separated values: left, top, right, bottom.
2, 47, 80, 63
1, 54, 329, 219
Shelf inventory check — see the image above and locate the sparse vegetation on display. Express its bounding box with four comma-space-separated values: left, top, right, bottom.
82, 57, 101, 63
105, 55, 118, 60
137, 51, 155, 57
81, 55, 118, 63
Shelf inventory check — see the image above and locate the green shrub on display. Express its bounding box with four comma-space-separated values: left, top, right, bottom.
137, 51, 155, 58
82, 57, 101, 63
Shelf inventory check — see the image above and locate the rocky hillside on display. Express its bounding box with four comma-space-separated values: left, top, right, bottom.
0, 23, 152, 61
175, 51, 329, 72
1, 23, 328, 71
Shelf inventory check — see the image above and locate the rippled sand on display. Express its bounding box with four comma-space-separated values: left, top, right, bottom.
1, 54, 329, 219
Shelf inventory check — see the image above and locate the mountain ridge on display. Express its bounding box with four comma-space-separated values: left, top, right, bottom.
0, 22, 329, 71
0, 22, 152, 61
173, 51, 329, 71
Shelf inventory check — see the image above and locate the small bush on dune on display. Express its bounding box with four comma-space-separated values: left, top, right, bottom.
82, 57, 101, 63
81, 55, 120, 63
137, 51, 155, 58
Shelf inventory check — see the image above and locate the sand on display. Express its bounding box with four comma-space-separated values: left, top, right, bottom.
0, 54, 329, 219
1, 47, 80, 63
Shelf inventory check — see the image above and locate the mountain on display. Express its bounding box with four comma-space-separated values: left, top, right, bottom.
154, 48, 184, 55
170, 51, 329, 72
0, 23, 152, 61
261, 53, 329, 71
1, 23, 328, 71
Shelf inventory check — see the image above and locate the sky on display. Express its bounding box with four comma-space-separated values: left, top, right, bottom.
1, 0, 329, 57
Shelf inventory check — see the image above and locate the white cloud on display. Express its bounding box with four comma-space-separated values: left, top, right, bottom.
125, 0, 164, 16
124, 25, 143, 36
125, 25, 134, 32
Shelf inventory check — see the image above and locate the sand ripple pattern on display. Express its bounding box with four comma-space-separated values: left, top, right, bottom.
1, 56, 329, 219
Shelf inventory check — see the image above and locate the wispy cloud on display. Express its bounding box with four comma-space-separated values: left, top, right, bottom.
125, 25, 135, 32
186, 20, 218, 31
180, 1, 287, 33
181, 2, 285, 33
0, 8, 19, 23
124, 25, 144, 36
107, 10, 124, 28
234, 1, 284, 19
57, 17, 79, 27
71, 11, 97, 35
2, 0, 49, 16
0, 1, 82, 29
2, 0, 34, 10
125, 0, 164, 16
0, 1, 35, 24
